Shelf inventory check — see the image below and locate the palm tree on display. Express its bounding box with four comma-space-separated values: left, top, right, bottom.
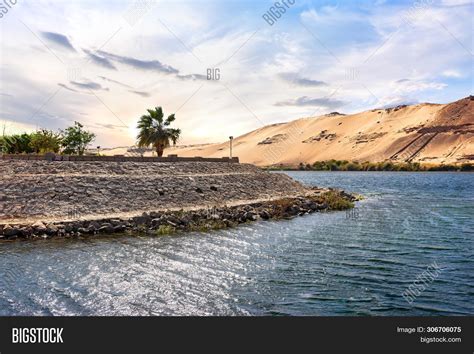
136, 107, 181, 157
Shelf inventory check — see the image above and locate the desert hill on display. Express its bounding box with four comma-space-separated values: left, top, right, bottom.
105, 96, 474, 167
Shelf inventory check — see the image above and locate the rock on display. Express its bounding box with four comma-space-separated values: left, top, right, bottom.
3, 225, 20, 237
210, 186, 218, 191
64, 224, 75, 233
195, 187, 204, 193
32, 221, 47, 232
244, 212, 257, 221
98, 223, 114, 233
19, 227, 32, 237
151, 218, 162, 227
132, 214, 151, 225
45, 224, 58, 235
113, 224, 126, 233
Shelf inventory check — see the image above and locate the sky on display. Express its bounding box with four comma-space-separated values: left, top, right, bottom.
0, 0, 472, 147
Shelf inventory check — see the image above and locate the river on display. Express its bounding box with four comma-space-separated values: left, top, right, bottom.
0, 172, 472, 316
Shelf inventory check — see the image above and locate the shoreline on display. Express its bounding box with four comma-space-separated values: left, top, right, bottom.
1, 159, 359, 241
269, 169, 474, 173
265, 160, 474, 172
0, 189, 359, 241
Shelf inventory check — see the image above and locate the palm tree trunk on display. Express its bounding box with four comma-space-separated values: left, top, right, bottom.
156, 144, 164, 157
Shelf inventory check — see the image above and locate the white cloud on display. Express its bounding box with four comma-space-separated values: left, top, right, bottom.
442, 69, 463, 78
0, 0, 471, 147
392, 79, 448, 93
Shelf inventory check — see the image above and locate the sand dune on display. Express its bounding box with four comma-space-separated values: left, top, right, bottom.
105, 96, 474, 167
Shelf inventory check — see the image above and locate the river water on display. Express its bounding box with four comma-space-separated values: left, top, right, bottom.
0, 172, 472, 316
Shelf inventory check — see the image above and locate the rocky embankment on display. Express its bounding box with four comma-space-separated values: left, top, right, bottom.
0, 160, 357, 240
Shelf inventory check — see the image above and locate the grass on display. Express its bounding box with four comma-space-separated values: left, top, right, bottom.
155, 225, 177, 235
269, 192, 354, 218
312, 191, 354, 210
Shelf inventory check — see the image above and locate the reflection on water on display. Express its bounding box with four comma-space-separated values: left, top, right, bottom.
0, 172, 473, 316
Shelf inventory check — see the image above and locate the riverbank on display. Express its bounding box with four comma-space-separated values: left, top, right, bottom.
0, 160, 357, 240
0, 189, 357, 240
266, 160, 474, 172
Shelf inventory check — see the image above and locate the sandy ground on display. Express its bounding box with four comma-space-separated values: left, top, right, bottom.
102, 96, 474, 166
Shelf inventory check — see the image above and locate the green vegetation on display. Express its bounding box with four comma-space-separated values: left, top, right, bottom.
155, 225, 177, 235
264, 160, 473, 172
0, 121, 95, 155
61, 122, 96, 155
137, 106, 181, 157
0, 133, 34, 154
270, 191, 354, 218
30, 129, 62, 153
315, 190, 354, 210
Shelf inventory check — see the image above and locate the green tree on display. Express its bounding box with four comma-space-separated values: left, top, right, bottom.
30, 129, 62, 153
61, 122, 96, 155
0, 136, 6, 154
136, 107, 181, 157
2, 133, 34, 154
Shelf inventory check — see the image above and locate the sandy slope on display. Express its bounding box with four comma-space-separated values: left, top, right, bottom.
104, 96, 474, 166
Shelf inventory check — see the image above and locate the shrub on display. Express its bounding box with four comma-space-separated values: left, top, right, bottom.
30, 129, 62, 153
2, 133, 34, 154
314, 191, 354, 210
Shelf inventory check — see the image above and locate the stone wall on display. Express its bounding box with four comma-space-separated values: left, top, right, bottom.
0, 160, 308, 224
0, 153, 239, 163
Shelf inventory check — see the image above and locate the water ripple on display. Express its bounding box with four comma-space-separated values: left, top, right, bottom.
0, 172, 473, 316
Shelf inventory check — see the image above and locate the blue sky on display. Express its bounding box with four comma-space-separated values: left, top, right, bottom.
0, 0, 472, 147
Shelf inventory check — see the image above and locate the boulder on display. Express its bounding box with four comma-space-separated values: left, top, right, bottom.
3, 225, 20, 238
98, 223, 114, 233
32, 221, 47, 231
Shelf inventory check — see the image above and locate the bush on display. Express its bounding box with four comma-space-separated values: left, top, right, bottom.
1, 133, 34, 154
30, 129, 62, 153
313, 191, 354, 210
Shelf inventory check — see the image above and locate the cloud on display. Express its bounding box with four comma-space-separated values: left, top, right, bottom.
442, 70, 462, 78
95, 123, 126, 130
58, 83, 80, 93
70, 80, 109, 91
98, 77, 152, 96
40, 31, 75, 51
98, 76, 133, 89
441, 0, 472, 7
275, 96, 347, 108
0, 93, 13, 97
393, 79, 447, 93
279, 73, 328, 87
97, 50, 179, 74
129, 90, 151, 97
84, 50, 117, 70
176, 73, 207, 81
